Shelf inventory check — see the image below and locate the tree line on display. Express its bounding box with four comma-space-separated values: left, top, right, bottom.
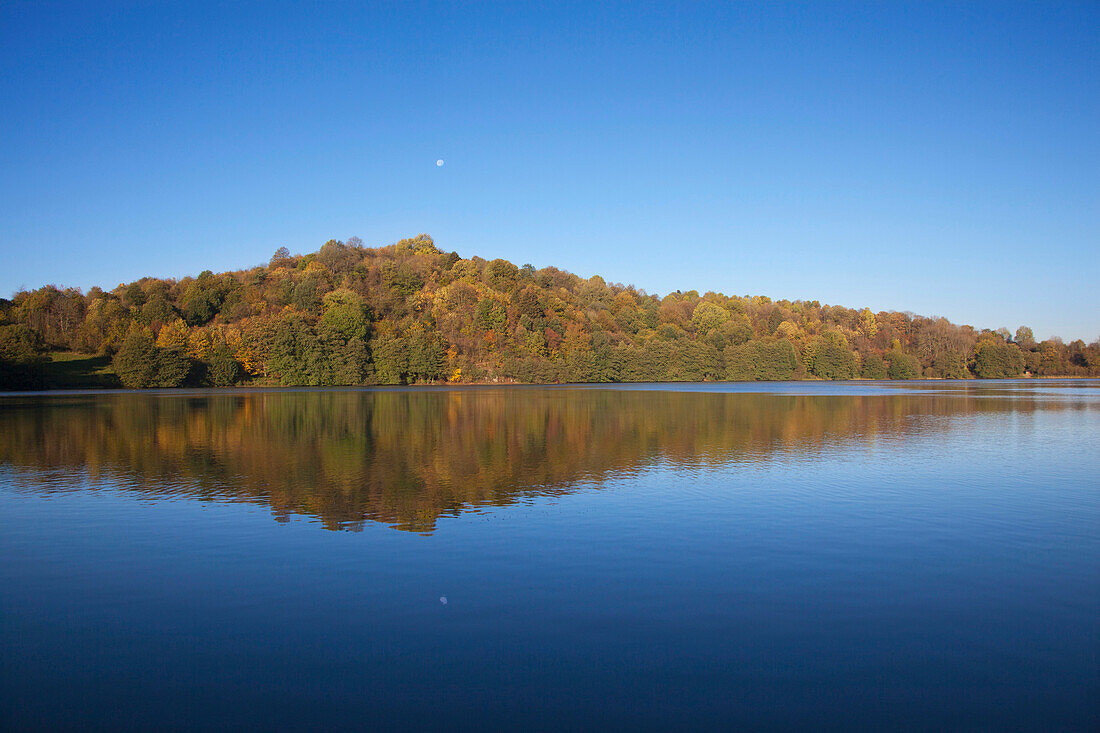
1, 234, 1097, 389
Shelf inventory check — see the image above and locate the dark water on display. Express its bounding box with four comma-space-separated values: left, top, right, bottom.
1, 381, 1098, 730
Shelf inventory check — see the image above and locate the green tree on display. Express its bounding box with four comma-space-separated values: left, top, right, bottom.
372, 334, 410, 385
380, 262, 424, 297
806, 338, 857, 380
763, 340, 797, 380
933, 351, 968, 379
266, 313, 323, 385
155, 347, 192, 387
112, 331, 191, 388
486, 259, 520, 290
724, 343, 756, 381
206, 346, 243, 387
724, 340, 797, 381
474, 298, 507, 334
123, 283, 146, 308
292, 276, 325, 312
112, 331, 159, 388
885, 348, 920, 379
140, 295, 176, 327
974, 340, 1024, 379
320, 289, 369, 341
861, 354, 887, 379
408, 334, 447, 382
180, 278, 223, 326
0, 324, 49, 389
690, 302, 729, 334
317, 330, 370, 385
723, 315, 753, 346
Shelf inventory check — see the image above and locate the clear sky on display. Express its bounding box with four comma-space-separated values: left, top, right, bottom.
1, 1, 1097, 341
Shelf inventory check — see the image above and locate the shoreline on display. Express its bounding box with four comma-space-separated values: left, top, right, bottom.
3, 375, 1098, 399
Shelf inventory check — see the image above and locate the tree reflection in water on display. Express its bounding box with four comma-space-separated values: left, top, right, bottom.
0, 385, 1063, 532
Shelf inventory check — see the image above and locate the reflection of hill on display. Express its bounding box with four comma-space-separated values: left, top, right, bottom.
0, 387, 1051, 532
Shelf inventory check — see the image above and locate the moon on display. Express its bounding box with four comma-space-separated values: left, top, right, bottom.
436, 159, 444, 167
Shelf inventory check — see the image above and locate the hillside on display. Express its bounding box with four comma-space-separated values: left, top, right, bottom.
2, 235, 1097, 389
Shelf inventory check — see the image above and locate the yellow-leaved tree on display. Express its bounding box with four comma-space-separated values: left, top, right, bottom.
155, 319, 190, 352
858, 308, 879, 339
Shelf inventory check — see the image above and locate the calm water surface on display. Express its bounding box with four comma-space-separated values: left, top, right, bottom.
1, 381, 1098, 730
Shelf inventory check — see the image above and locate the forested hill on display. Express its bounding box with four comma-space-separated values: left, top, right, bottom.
1, 235, 1097, 389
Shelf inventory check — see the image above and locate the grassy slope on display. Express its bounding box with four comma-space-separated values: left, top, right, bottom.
42, 352, 120, 389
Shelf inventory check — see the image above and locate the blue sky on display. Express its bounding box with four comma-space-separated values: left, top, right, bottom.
1, 1, 1097, 341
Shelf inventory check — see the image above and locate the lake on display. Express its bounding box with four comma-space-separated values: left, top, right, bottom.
1, 381, 1098, 730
